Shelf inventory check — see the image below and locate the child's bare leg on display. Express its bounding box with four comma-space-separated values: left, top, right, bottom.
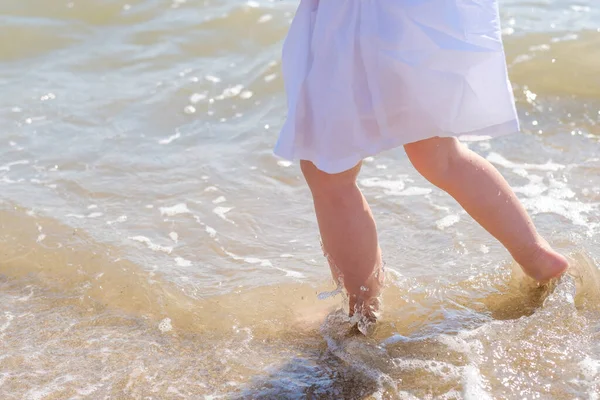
404, 137, 568, 282
300, 161, 383, 318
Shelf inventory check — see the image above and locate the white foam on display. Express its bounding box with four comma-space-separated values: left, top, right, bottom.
26, 116, 47, 125
27, 388, 55, 400
462, 365, 492, 400
360, 177, 405, 194
392, 358, 462, 379
213, 206, 234, 222
512, 174, 547, 197
169, 232, 179, 243
129, 236, 173, 254
0, 159, 29, 172
178, 67, 192, 77
167, 386, 187, 396
579, 357, 600, 400
264, 73, 277, 82
317, 286, 343, 300
158, 131, 181, 145
0, 312, 14, 334
438, 331, 484, 356
77, 383, 103, 396
190, 93, 207, 103
436, 214, 460, 230
107, 215, 127, 225
396, 392, 421, 400
87, 212, 103, 218
487, 152, 565, 172
205, 226, 217, 238
508, 173, 597, 229
222, 84, 244, 98
18, 286, 34, 302
205, 75, 221, 83
579, 356, 600, 381
257, 14, 273, 23
158, 318, 173, 333
381, 334, 412, 346
160, 203, 190, 216
225, 251, 277, 271
360, 177, 431, 196
277, 268, 305, 278
521, 196, 595, 227
175, 257, 191, 267
244, 257, 273, 267
240, 90, 253, 99
478, 141, 492, 151
213, 196, 226, 204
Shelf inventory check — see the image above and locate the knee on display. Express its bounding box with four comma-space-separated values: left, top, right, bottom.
404, 137, 464, 189
300, 160, 360, 203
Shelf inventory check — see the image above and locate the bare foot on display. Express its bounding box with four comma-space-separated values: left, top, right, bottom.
349, 294, 381, 322
512, 240, 569, 283
347, 268, 385, 335
349, 294, 381, 335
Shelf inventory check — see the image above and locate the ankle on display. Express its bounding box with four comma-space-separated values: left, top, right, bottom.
510, 240, 569, 281
510, 239, 545, 268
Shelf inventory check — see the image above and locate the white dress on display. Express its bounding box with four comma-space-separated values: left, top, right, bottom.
274, 0, 520, 174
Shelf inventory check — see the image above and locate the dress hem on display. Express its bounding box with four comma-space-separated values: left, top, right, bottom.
273, 120, 520, 174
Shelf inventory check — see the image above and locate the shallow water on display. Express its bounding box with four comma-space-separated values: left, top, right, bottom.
1, 0, 600, 398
